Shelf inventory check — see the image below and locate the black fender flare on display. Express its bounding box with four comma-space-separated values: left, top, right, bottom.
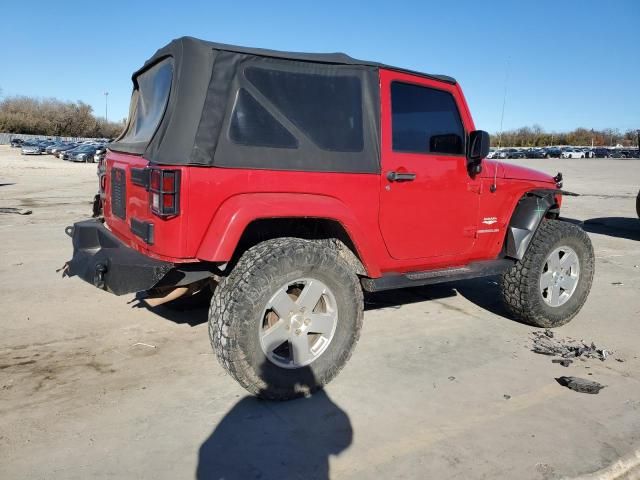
505, 189, 576, 260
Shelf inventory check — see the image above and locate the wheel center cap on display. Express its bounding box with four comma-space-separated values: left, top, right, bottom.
290, 313, 309, 334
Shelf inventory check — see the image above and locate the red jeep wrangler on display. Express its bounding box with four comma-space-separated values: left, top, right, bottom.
67, 37, 594, 399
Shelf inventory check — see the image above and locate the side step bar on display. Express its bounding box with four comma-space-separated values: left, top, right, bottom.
361, 258, 515, 293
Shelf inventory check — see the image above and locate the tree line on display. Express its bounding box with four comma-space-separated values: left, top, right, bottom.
0, 96, 125, 139
1, 94, 638, 147
491, 125, 639, 148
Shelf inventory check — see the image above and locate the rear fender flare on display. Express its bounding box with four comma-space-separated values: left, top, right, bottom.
195, 193, 379, 276
505, 190, 559, 260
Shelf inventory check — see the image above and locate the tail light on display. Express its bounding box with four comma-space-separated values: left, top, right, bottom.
149, 168, 180, 217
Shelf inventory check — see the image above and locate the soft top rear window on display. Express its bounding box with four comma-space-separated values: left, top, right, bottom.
118, 58, 173, 146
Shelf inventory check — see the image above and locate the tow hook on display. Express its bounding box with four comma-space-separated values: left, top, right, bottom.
93, 263, 107, 289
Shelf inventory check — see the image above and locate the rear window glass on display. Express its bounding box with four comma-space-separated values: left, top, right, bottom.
391, 82, 464, 155
243, 67, 364, 152
229, 89, 298, 149
120, 58, 173, 145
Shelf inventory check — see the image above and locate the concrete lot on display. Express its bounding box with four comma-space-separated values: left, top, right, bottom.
1, 146, 639, 479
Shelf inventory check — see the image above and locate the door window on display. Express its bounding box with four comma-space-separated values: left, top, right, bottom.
391, 82, 464, 155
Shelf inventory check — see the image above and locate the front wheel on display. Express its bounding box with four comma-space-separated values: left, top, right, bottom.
209, 237, 363, 400
500, 220, 594, 328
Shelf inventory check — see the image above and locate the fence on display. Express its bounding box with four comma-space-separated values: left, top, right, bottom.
0, 132, 105, 144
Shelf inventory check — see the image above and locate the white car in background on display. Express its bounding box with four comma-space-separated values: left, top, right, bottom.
562, 148, 586, 159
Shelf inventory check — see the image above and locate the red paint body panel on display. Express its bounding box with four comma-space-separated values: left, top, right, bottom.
102, 68, 558, 277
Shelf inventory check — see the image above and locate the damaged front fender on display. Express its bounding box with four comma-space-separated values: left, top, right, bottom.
505, 190, 561, 260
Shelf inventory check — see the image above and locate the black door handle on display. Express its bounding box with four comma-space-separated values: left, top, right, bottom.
387, 171, 416, 182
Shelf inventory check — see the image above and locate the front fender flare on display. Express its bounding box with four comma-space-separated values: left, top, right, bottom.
195, 193, 379, 276
505, 189, 561, 260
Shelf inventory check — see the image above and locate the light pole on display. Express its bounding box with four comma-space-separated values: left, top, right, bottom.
104, 92, 109, 123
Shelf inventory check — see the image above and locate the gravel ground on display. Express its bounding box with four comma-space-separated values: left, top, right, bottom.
1, 146, 639, 479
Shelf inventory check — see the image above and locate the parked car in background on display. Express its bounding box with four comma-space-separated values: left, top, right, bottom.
608, 149, 638, 159
497, 148, 525, 159
543, 147, 562, 158
10, 138, 24, 148
486, 149, 498, 159
577, 148, 593, 158
93, 145, 108, 164
54, 143, 79, 158
621, 149, 639, 158
591, 148, 610, 158
35, 140, 55, 153
562, 148, 586, 159
522, 148, 546, 159
45, 141, 68, 154
21, 142, 43, 155
63, 145, 100, 163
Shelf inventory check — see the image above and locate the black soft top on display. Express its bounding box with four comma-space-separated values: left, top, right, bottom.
138, 37, 456, 85
110, 36, 456, 172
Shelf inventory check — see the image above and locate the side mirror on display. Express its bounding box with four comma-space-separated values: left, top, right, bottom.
467, 130, 490, 174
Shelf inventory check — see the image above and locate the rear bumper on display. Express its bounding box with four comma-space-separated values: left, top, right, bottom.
65, 219, 173, 295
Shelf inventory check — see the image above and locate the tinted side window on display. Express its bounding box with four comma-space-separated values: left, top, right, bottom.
229, 89, 298, 149
391, 82, 464, 155
245, 67, 363, 152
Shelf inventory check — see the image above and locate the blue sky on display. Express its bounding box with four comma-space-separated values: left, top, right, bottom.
1, 0, 638, 133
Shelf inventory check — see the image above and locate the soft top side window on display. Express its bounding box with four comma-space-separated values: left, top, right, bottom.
235, 66, 364, 152
119, 58, 173, 145
391, 82, 464, 155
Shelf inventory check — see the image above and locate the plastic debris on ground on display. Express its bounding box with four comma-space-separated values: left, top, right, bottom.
555, 376, 605, 394
531, 330, 612, 362
0, 207, 32, 215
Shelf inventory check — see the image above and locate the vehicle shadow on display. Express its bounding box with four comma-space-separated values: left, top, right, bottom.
136, 303, 209, 327
367, 279, 513, 320
364, 283, 457, 311
563, 216, 640, 241
196, 363, 352, 480
138, 279, 507, 326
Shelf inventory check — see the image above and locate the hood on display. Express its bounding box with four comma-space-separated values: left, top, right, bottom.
501, 163, 555, 184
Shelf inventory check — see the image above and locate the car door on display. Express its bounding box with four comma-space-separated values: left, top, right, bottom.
378, 70, 480, 260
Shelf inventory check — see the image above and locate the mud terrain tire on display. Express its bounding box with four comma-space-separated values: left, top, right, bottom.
500, 219, 594, 328
208, 237, 363, 400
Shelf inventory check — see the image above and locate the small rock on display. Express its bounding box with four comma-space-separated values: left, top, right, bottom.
611, 282, 624, 286
503, 394, 511, 400
616, 358, 625, 363
448, 376, 455, 381
555, 376, 605, 394
552, 358, 573, 367
544, 329, 554, 338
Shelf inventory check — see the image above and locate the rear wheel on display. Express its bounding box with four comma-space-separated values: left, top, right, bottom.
500, 220, 594, 328
209, 237, 363, 400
